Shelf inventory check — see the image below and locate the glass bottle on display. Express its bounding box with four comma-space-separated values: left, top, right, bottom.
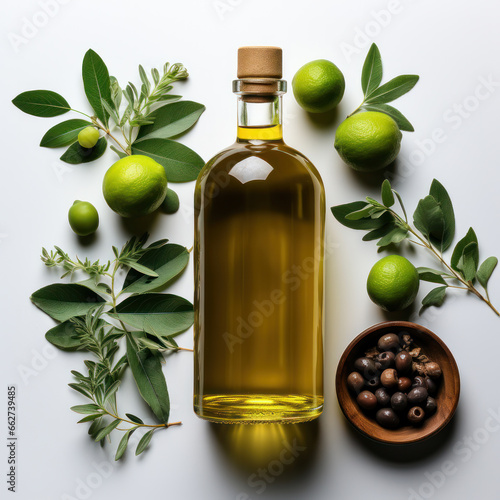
194, 47, 325, 423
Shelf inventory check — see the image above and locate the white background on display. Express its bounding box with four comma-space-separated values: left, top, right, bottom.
2, 1, 500, 499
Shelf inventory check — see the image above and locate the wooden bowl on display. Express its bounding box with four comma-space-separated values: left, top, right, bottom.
336, 321, 460, 445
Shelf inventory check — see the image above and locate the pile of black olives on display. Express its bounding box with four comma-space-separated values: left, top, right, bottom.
347, 333, 442, 430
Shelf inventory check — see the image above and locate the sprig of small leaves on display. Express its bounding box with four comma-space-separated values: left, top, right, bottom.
350, 43, 419, 131
12, 49, 205, 184
31, 234, 193, 459
332, 179, 499, 315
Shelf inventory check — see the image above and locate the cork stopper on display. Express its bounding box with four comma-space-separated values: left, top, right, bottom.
237, 46, 282, 79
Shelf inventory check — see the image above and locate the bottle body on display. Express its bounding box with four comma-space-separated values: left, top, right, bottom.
194, 132, 325, 423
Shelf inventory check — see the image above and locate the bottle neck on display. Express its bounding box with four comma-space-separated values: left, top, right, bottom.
237, 95, 283, 141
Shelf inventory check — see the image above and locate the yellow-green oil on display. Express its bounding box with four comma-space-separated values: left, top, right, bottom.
194, 125, 325, 423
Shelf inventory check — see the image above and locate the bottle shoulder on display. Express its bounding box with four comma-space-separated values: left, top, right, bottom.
197, 140, 324, 189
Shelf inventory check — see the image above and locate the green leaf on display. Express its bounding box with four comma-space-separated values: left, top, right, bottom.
420, 286, 447, 311
71, 404, 101, 414
30, 284, 105, 322
345, 204, 375, 220
121, 260, 159, 278
104, 380, 121, 403
109, 76, 122, 110
94, 419, 120, 442
136, 429, 155, 456
417, 267, 447, 285
12, 90, 70, 117
331, 202, 393, 230
40, 119, 92, 148
429, 179, 455, 252
131, 139, 204, 182
135, 101, 205, 142
45, 320, 81, 350
413, 195, 445, 244
381, 179, 394, 207
109, 294, 194, 337
362, 103, 414, 132
110, 145, 127, 159
376, 225, 408, 247
122, 244, 189, 294
60, 137, 107, 164
126, 338, 170, 423
77, 414, 103, 423
365, 75, 419, 104
458, 242, 479, 282
451, 228, 478, 272
361, 43, 383, 97
82, 49, 112, 126
68, 383, 92, 399
115, 428, 136, 461
477, 257, 498, 290
362, 223, 395, 241
125, 413, 144, 425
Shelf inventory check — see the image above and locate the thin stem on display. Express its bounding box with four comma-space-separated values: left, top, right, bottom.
70, 108, 93, 119
103, 407, 182, 429
92, 120, 129, 155
389, 209, 500, 316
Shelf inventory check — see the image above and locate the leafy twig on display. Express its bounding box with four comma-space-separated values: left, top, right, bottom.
331, 179, 499, 316
348, 43, 419, 132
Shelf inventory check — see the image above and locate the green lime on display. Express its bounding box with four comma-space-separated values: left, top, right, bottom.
160, 188, 180, 214
334, 111, 402, 172
78, 127, 100, 149
68, 200, 99, 236
367, 255, 419, 311
102, 155, 168, 218
292, 59, 345, 113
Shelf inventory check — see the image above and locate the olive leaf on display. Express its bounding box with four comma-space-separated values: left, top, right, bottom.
457, 242, 479, 282
131, 138, 204, 182
413, 195, 445, 245
477, 257, 498, 290
60, 137, 107, 164
420, 286, 447, 312
417, 267, 447, 285
331, 201, 393, 230
12, 90, 70, 117
136, 430, 155, 456
126, 337, 170, 423
361, 103, 414, 132
82, 49, 112, 127
381, 179, 395, 207
451, 228, 478, 273
40, 119, 92, 148
429, 179, 455, 251
364, 75, 420, 104
361, 43, 382, 97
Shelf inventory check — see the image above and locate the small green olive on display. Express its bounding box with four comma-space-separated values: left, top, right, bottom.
78, 127, 100, 149
68, 200, 99, 236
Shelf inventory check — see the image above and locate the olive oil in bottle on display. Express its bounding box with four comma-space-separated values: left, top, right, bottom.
194, 47, 325, 423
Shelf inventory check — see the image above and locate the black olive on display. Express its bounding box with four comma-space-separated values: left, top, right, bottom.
412, 375, 426, 388
347, 372, 365, 394
425, 377, 438, 396
398, 377, 412, 393
377, 351, 395, 369
380, 368, 399, 389
425, 397, 437, 415
426, 362, 442, 379
357, 390, 378, 411
391, 392, 408, 412
408, 406, 425, 425
353, 357, 378, 380
366, 376, 380, 390
375, 387, 391, 407
377, 333, 400, 352
376, 408, 400, 429
407, 386, 428, 406
395, 351, 412, 374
